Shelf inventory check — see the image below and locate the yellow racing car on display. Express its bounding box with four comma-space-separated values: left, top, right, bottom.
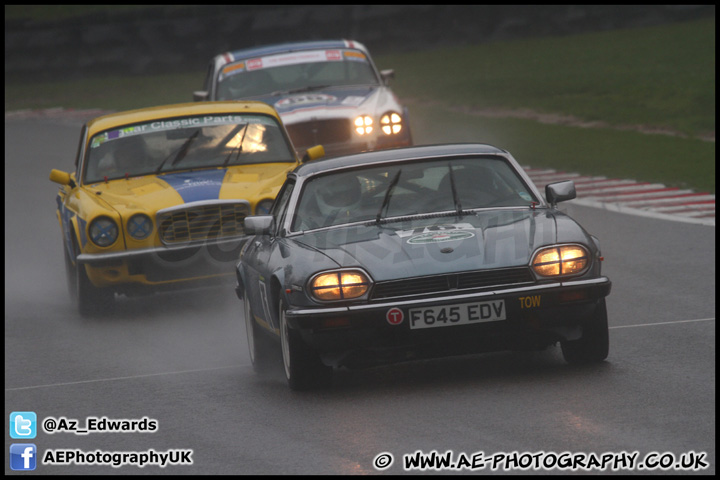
50, 101, 323, 316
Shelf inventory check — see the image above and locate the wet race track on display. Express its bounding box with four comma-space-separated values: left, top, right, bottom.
4, 117, 715, 474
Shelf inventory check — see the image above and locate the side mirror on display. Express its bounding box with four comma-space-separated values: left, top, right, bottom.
243, 215, 274, 236
193, 90, 209, 102
380, 69, 395, 85
302, 144, 325, 163
545, 180, 576, 207
50, 169, 76, 188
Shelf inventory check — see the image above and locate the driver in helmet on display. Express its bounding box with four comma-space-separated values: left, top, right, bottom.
96, 135, 149, 179
112, 135, 149, 176
315, 174, 363, 227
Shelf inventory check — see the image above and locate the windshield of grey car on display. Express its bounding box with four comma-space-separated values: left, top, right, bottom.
216, 49, 379, 100
83, 114, 294, 183
291, 157, 540, 231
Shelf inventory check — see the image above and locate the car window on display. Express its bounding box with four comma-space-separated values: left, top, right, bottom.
290, 157, 539, 231
272, 180, 295, 235
216, 49, 379, 100
74, 125, 88, 177
83, 114, 295, 184
202, 62, 214, 93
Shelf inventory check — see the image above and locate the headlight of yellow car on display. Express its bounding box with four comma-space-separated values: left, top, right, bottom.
255, 199, 274, 215
127, 214, 153, 240
354, 115, 373, 135
309, 269, 372, 301
380, 111, 403, 135
89, 216, 119, 247
531, 244, 590, 277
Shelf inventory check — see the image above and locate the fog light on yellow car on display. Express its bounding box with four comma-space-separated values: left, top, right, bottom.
310, 269, 371, 301
532, 245, 589, 277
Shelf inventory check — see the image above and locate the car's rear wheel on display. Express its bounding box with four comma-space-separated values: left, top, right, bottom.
243, 294, 275, 373
278, 299, 332, 390
68, 235, 114, 317
561, 298, 609, 364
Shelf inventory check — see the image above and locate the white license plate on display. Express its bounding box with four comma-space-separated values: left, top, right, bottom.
408, 300, 506, 330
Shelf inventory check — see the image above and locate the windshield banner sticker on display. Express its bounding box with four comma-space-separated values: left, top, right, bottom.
244, 49, 365, 72
90, 115, 274, 148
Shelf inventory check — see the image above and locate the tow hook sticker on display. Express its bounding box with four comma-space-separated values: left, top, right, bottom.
518, 295, 541, 309
386, 307, 404, 325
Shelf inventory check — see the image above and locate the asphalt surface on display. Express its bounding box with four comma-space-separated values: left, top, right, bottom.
4, 117, 715, 475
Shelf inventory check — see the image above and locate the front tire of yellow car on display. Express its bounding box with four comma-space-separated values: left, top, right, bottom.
68, 235, 114, 318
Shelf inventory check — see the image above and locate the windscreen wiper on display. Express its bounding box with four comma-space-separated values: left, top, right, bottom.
271, 84, 331, 96
447, 163, 463, 216
155, 129, 200, 174
375, 169, 402, 225
222, 124, 248, 167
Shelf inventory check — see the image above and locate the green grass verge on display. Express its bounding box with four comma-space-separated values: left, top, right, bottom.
5, 17, 714, 193
408, 103, 715, 193
378, 17, 715, 138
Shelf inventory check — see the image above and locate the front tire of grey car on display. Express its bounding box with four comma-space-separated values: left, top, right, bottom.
561, 298, 609, 364
278, 299, 332, 390
244, 294, 275, 373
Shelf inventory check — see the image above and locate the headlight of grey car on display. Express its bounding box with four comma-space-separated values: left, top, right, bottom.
531, 244, 590, 277
308, 268, 373, 302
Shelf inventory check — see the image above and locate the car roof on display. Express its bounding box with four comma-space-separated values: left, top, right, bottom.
218, 39, 369, 64
84, 101, 281, 136
293, 144, 510, 178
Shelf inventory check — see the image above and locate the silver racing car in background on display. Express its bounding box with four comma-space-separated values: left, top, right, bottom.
194, 40, 413, 157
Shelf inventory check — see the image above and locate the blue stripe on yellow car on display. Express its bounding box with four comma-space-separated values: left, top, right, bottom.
58, 200, 75, 258
78, 217, 88, 248
159, 169, 228, 204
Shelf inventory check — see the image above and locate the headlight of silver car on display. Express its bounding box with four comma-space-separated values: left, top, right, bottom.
309, 269, 372, 302
531, 244, 590, 277
89, 216, 119, 247
127, 214, 153, 240
354, 115, 373, 135
380, 111, 403, 135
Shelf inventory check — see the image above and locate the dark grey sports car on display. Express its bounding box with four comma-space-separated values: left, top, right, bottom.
235, 144, 611, 390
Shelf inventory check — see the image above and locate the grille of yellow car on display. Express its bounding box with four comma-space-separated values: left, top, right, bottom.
157, 202, 250, 244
